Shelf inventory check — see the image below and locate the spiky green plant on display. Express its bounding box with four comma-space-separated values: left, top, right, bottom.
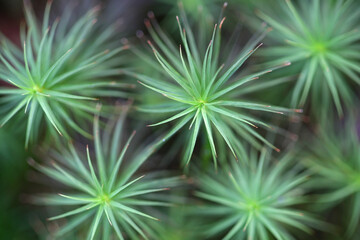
195, 149, 323, 240
131, 9, 299, 168
305, 118, 360, 237
29, 109, 180, 239
0, 2, 129, 146
257, 0, 360, 116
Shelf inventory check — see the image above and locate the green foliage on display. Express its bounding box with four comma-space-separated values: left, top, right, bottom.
29, 110, 180, 239
0, 126, 36, 239
195, 149, 322, 240
145, 205, 201, 240
1, 1, 360, 239
158, 0, 213, 14
132, 10, 299, 168
257, 0, 360, 116
156, 0, 221, 24
305, 118, 360, 237
0, 2, 129, 146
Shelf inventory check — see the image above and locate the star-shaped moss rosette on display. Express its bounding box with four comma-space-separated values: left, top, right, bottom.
195, 149, 324, 240
29, 110, 180, 239
0, 2, 131, 147
257, 0, 360, 116
305, 118, 360, 237
130, 9, 300, 168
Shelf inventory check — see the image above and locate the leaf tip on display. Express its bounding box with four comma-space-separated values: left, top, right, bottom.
27, 158, 36, 166
283, 61, 291, 66
219, 17, 226, 29
147, 11, 155, 18
144, 18, 151, 28
136, 30, 144, 38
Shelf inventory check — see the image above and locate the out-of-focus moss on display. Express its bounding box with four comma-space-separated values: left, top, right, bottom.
0, 126, 36, 239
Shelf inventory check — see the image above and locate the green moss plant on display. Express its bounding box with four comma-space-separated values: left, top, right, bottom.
305, 118, 360, 237
29, 109, 180, 239
257, 0, 360, 116
131, 9, 300, 168
195, 149, 323, 239
0, 2, 129, 147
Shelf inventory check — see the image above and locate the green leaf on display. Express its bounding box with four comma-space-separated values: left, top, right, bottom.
88, 205, 104, 240
49, 202, 99, 221
112, 202, 158, 221
201, 107, 217, 168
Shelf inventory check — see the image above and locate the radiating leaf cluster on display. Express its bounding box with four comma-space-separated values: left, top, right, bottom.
30, 111, 179, 239
305, 118, 360, 237
195, 149, 321, 240
258, 0, 360, 116
132, 10, 298, 168
0, 2, 129, 146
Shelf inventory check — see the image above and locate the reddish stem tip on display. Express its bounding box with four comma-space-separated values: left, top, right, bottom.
144, 18, 151, 28
219, 17, 226, 29
147, 11, 154, 18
